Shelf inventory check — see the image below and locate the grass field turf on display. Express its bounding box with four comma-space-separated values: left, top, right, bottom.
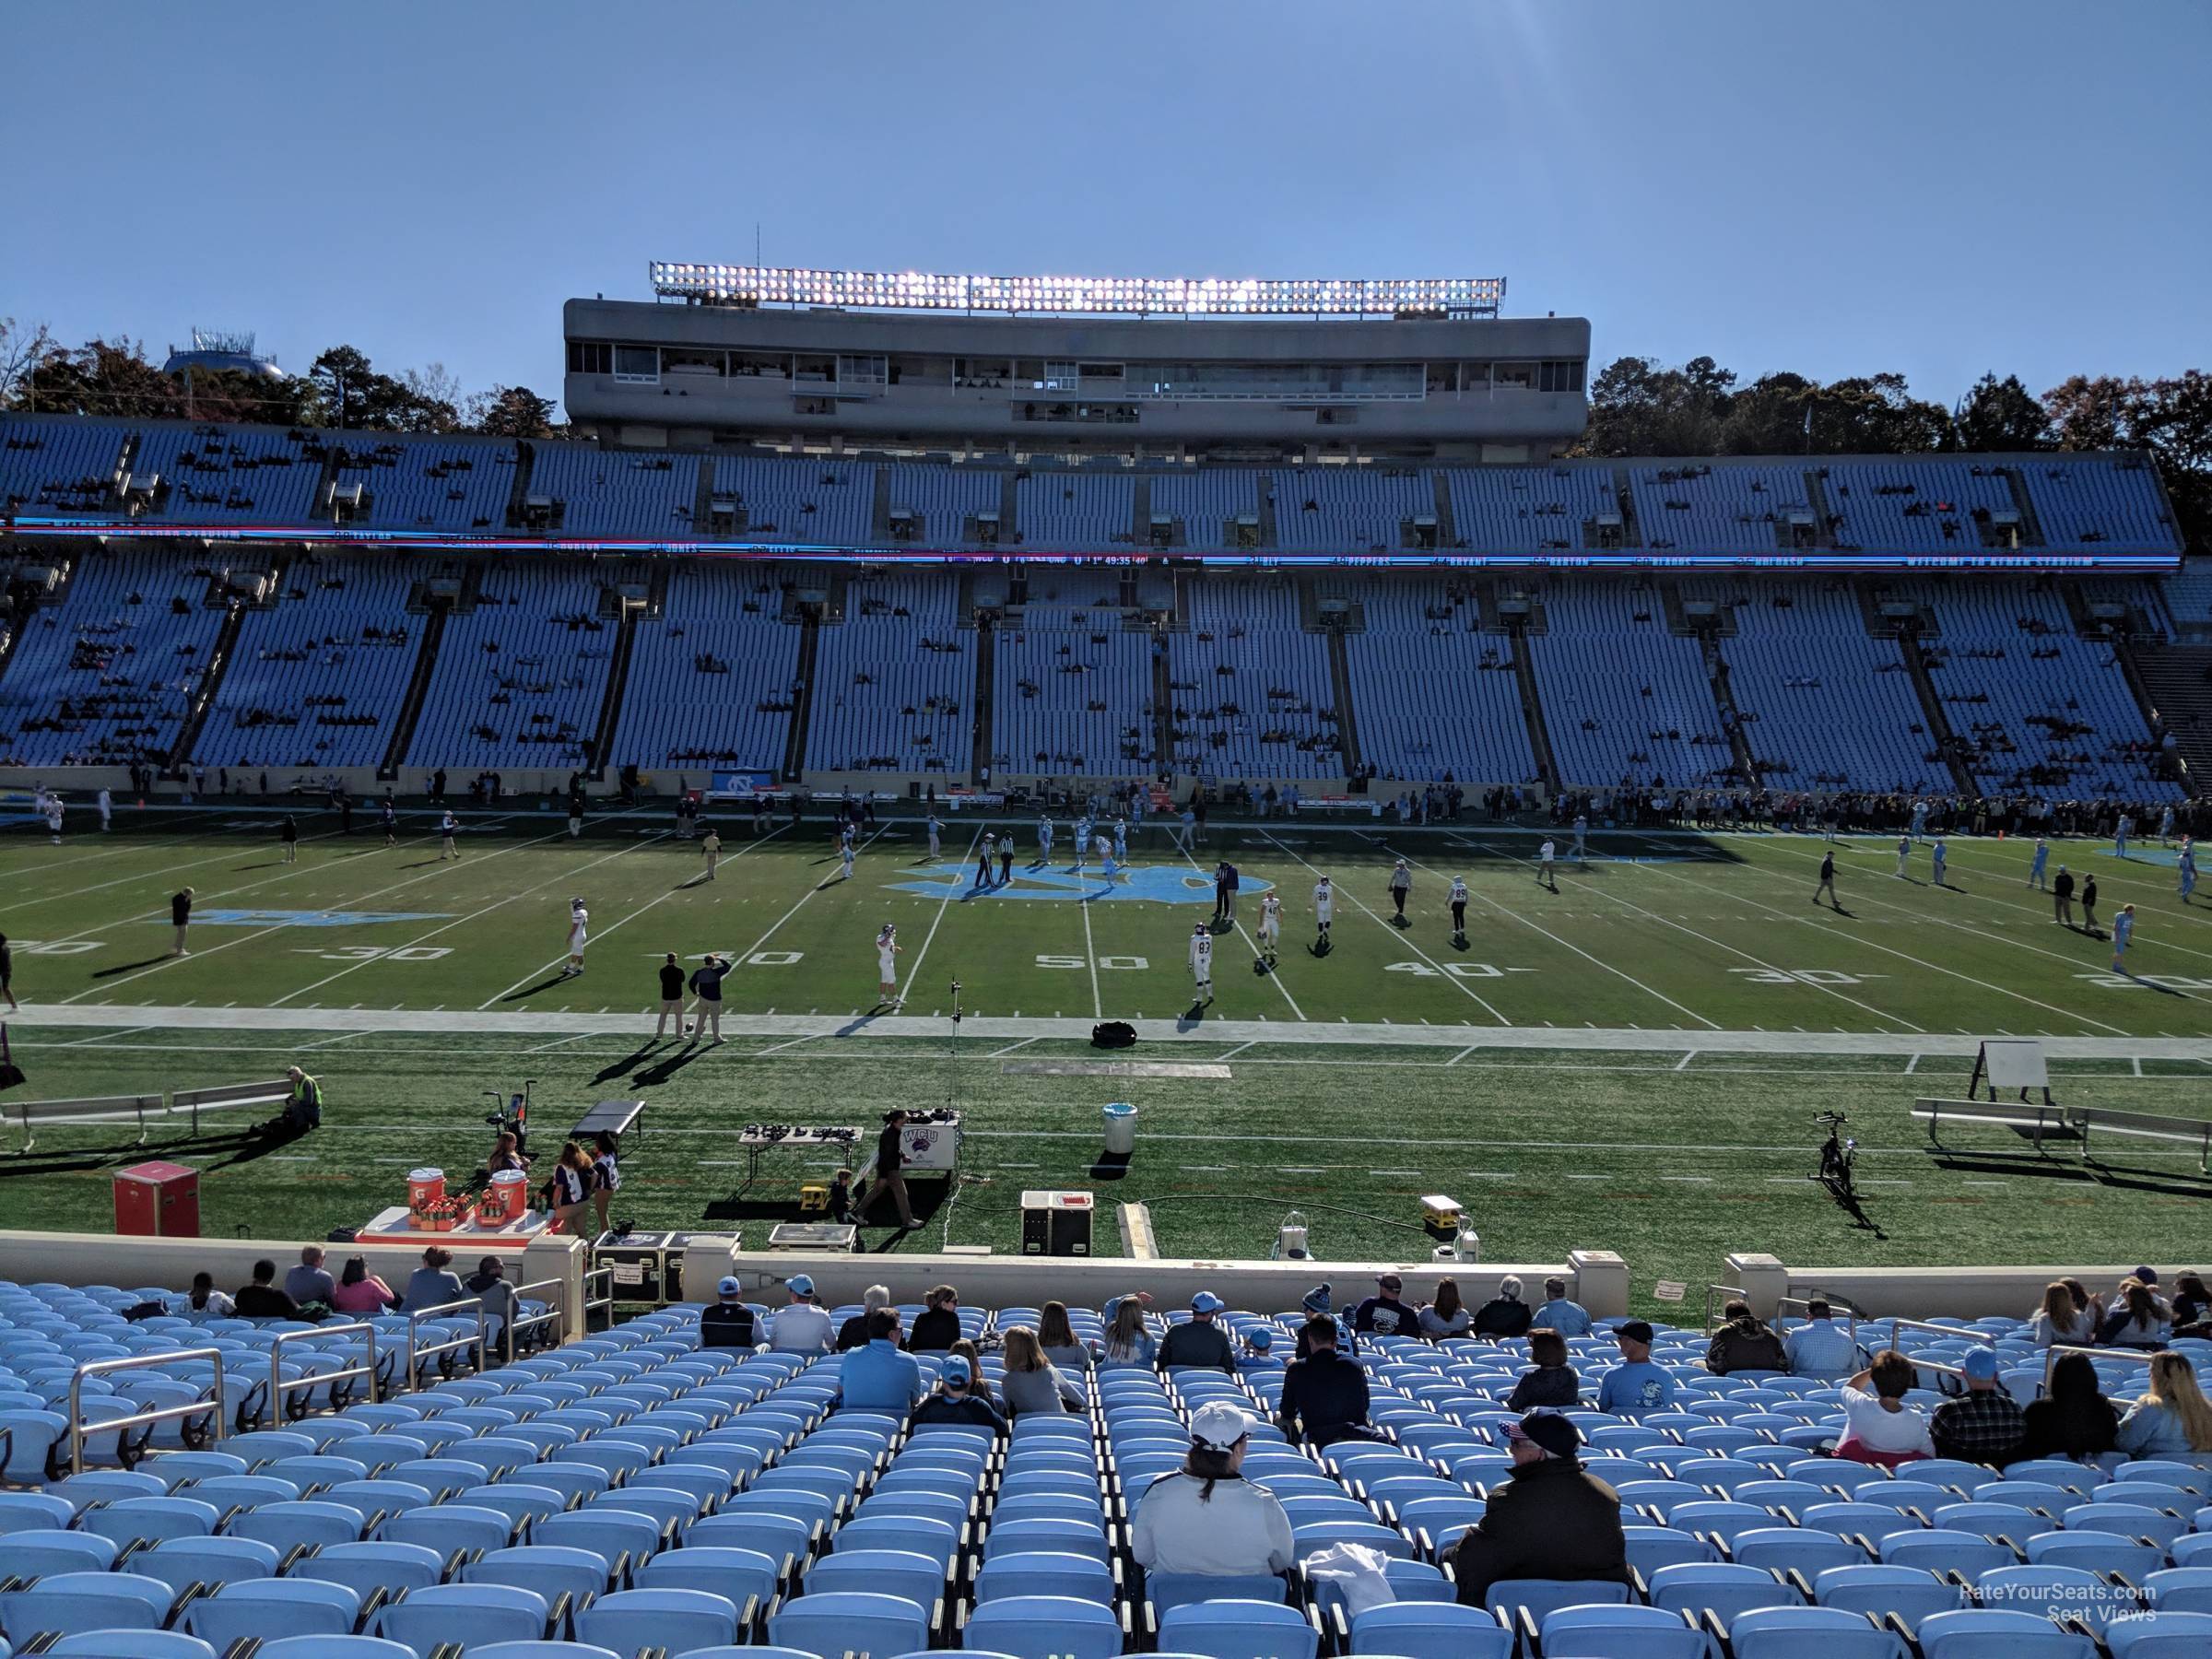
4, 804, 2209, 1311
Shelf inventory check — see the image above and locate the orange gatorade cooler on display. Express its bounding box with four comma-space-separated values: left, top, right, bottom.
407, 1168, 446, 1213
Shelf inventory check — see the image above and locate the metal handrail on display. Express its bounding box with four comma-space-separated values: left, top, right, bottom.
582, 1265, 616, 1332
504, 1277, 565, 1364
67, 1347, 228, 1475
405, 1297, 488, 1383
270, 1323, 379, 1419
1882, 1315, 1989, 1352
1702, 1284, 1749, 1334
2045, 1342, 2159, 1391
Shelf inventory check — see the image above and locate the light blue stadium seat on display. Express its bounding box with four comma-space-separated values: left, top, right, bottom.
225, 1500, 364, 1554
2024, 1528, 2165, 1581
289, 1540, 446, 1603
1646, 1561, 1803, 1623
1976, 1566, 2128, 1637
46, 1635, 218, 1659
1915, 1606, 2098, 1658
0, 1571, 173, 1641
805, 1547, 947, 1615
465, 1544, 611, 1612
973, 1549, 1114, 1606
531, 1507, 663, 1576
1535, 1603, 1706, 1659
466, 1646, 622, 1659
2144, 1568, 2212, 1614
1728, 1605, 1908, 1659
769, 1590, 931, 1659
635, 1544, 779, 1617
373, 1583, 551, 1658
2062, 1499, 2190, 1549
575, 1586, 743, 1654
0, 1490, 76, 1535
183, 1579, 361, 1650
135, 1535, 282, 1596
379, 1501, 512, 1558
1878, 1528, 2014, 1579
1156, 1599, 1319, 1659
2104, 1612, 2212, 1659
1347, 1601, 1512, 1659
253, 1642, 418, 1659
1482, 1576, 1634, 1627
7, 1530, 122, 1577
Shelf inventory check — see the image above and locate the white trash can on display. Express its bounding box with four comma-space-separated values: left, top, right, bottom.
1101, 1101, 1138, 1156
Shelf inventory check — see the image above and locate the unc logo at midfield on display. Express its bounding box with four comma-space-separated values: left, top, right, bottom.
885, 865, 1273, 905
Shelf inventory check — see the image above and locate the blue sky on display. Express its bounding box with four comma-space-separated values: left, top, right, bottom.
4, 1, 2206, 416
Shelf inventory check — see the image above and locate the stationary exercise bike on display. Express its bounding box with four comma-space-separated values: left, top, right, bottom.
1812, 1111, 1859, 1204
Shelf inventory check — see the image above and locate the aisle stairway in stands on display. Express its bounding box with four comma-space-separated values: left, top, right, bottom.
780, 608, 820, 784
1509, 620, 1560, 793
163, 559, 281, 771
1895, 625, 1982, 796
2134, 643, 2212, 796
583, 566, 646, 778
969, 615, 994, 786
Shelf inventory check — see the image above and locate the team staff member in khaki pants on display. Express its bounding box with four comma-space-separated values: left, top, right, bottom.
654, 953, 687, 1039
171, 887, 195, 955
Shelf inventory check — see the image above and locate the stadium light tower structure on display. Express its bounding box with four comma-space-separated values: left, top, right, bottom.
565, 262, 1586, 462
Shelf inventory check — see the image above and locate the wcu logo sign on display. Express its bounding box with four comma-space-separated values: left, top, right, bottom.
885, 865, 1276, 905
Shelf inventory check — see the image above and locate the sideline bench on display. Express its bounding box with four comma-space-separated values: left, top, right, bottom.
169, 1079, 293, 1135
7, 1093, 165, 1155
2073, 1106, 2212, 1174
1911, 1097, 2069, 1148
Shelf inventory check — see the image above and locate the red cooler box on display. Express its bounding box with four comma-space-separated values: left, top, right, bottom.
115, 1161, 201, 1237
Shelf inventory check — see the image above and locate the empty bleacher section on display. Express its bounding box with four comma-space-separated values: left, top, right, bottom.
887, 463, 1001, 544
522, 445, 695, 536
1629, 464, 1814, 552
1272, 465, 1431, 550
1147, 469, 1262, 550
1167, 578, 1341, 780
1921, 585, 2183, 802
1700, 581, 1943, 792
127, 424, 324, 524
2022, 453, 2178, 550
0, 417, 128, 515
993, 607, 1154, 776
325, 434, 517, 533
193, 557, 418, 770
403, 563, 615, 771
608, 564, 799, 777
806, 572, 971, 774
4, 1265, 2208, 1659
0, 549, 229, 767
1534, 582, 1733, 789
709, 454, 873, 545
1442, 464, 1618, 552
1818, 460, 2021, 554
1011, 469, 1137, 548
1346, 582, 1536, 782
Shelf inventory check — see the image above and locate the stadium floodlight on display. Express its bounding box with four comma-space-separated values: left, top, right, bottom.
650, 263, 1506, 317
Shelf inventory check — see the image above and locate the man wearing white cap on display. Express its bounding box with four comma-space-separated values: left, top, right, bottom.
1155, 1290, 1237, 1373
767, 1275, 834, 1354
1130, 1399, 1295, 1578
700, 1277, 759, 1348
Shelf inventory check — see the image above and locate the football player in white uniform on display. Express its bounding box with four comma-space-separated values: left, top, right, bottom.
563, 899, 589, 977
1188, 922, 1215, 1006
877, 924, 902, 1004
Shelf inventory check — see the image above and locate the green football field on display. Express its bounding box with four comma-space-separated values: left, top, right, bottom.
3, 801, 2208, 1309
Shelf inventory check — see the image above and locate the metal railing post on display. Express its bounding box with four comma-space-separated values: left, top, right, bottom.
2045, 1342, 2159, 1393
582, 1265, 616, 1333
405, 1298, 488, 1387
67, 1348, 229, 1475
504, 1277, 567, 1364
269, 1322, 381, 1421
1702, 1283, 1748, 1335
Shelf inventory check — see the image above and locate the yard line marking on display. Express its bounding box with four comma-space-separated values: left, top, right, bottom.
1268, 832, 1504, 1022
2133, 1055, 2144, 1077
1903, 1053, 1921, 1075
1378, 838, 1719, 1030
1444, 1045, 1477, 1066
903, 825, 982, 1007
751, 1034, 819, 1058
1674, 1050, 1697, 1071
1661, 1175, 1713, 1183
4, 820, 361, 912
1214, 1040, 1256, 1062
1173, 842, 1304, 1021
1368, 1168, 1420, 1176
299, 1030, 375, 1051
987, 1036, 1042, 1059
480, 821, 803, 1009
1079, 886, 1102, 1020
53, 810, 567, 1005
52, 1025, 157, 1048
276, 824, 692, 1006
521, 1033, 592, 1054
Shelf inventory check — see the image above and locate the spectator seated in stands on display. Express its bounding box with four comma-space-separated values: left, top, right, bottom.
1236, 1325, 1284, 1375
1506, 1327, 1581, 1410
1351, 1272, 1417, 1336
836, 1284, 891, 1352
1931, 1347, 2026, 1465
1131, 1400, 1295, 1580
399, 1245, 464, 1315
1100, 1292, 1158, 1368
841, 1308, 923, 1412
234, 1258, 302, 1320
2018, 1350, 2120, 1465
2115, 1350, 2212, 1459
180, 1270, 235, 1317
466, 1255, 517, 1345
1418, 1277, 1470, 1339
1472, 1275, 1534, 1340
330, 1254, 399, 1315
1037, 1300, 1094, 1372
2171, 1272, 2211, 1336
999, 1324, 1086, 1418
1783, 1298, 1861, 1380
1275, 1315, 1379, 1449
283, 1245, 335, 1310
700, 1276, 759, 1348
912, 1353, 1004, 1432
2028, 1279, 2100, 1347
1835, 1349, 1936, 1466
1533, 1277, 1592, 1336
909, 1283, 962, 1351
1596, 1320, 1675, 1414
2100, 1279, 2174, 1348
769, 1275, 835, 1354
1451, 1411, 1631, 1606
1707, 1300, 1788, 1373
1158, 1290, 1236, 1373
